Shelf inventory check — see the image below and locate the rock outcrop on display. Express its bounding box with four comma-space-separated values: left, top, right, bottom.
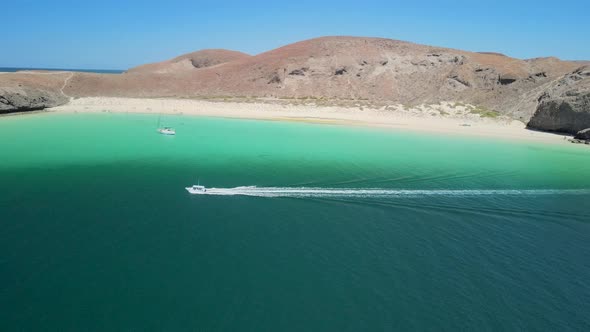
0, 86, 68, 113
0, 69, 70, 115
527, 66, 590, 134
575, 128, 590, 140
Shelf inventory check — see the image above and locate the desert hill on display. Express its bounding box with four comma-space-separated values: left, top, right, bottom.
126, 49, 250, 74
1, 36, 588, 134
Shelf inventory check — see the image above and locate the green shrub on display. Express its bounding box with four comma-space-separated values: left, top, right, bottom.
470, 106, 499, 118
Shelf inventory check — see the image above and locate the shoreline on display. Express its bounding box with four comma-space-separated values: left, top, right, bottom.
47, 97, 571, 144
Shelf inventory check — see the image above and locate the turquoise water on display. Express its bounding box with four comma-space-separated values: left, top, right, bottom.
1, 112, 590, 331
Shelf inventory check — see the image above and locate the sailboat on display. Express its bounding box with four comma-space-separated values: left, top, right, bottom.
157, 113, 176, 135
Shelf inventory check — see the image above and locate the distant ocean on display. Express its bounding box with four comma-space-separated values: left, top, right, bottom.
0, 67, 124, 74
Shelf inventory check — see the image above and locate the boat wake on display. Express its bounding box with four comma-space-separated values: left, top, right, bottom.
193, 186, 590, 198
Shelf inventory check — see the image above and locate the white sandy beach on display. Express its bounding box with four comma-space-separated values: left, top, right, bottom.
49, 97, 570, 144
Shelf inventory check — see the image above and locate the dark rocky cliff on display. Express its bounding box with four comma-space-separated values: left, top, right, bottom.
527, 66, 590, 134
0, 86, 68, 114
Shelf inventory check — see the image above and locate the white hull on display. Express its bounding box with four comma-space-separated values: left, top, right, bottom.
186, 185, 207, 194
158, 128, 176, 135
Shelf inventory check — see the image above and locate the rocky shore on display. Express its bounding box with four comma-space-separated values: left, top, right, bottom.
527, 66, 590, 134
0, 86, 67, 114
568, 128, 590, 145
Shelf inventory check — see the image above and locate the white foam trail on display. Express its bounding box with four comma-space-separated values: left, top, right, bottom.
196, 186, 590, 198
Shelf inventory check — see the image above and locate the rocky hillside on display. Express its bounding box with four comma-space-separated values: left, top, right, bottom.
1, 36, 588, 133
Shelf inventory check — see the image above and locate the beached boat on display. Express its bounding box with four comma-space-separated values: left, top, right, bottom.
186, 185, 207, 194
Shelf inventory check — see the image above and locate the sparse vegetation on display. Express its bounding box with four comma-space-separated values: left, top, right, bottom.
164, 96, 466, 113
469, 105, 500, 118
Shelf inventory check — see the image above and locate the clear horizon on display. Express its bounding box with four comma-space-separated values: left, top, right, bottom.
2, 0, 589, 70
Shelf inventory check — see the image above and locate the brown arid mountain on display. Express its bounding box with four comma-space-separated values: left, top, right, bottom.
1, 36, 588, 134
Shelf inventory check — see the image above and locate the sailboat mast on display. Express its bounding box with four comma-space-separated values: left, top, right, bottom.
158, 100, 166, 128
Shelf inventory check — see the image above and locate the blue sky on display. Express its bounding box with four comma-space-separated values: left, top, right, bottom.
2, 0, 589, 69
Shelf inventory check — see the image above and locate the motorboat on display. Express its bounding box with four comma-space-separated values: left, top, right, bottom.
186, 185, 207, 194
